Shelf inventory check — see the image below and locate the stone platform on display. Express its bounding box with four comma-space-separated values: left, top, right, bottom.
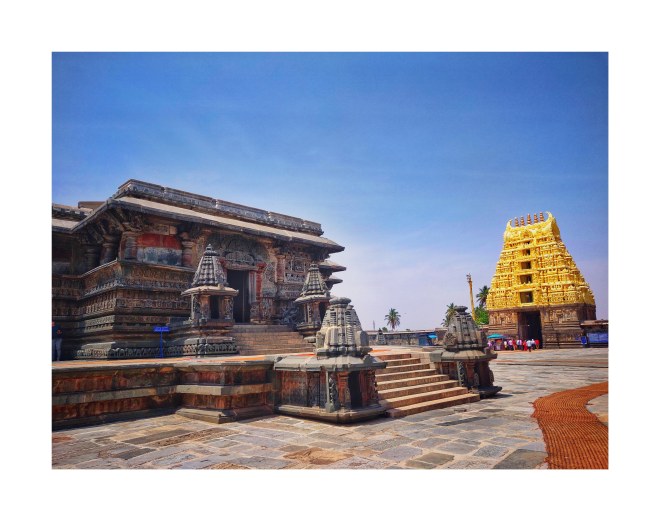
52, 348, 608, 469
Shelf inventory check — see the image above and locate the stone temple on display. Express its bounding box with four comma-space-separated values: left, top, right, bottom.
52, 180, 504, 427
52, 179, 346, 359
486, 212, 597, 348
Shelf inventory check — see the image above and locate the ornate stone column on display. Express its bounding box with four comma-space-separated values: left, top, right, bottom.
99, 235, 119, 265
180, 240, 194, 268
83, 244, 101, 272
122, 232, 139, 261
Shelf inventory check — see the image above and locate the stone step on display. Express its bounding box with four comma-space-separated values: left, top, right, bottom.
376, 368, 438, 382
232, 332, 306, 337
379, 386, 469, 409
377, 362, 431, 375
378, 379, 459, 399
386, 393, 480, 418
238, 347, 313, 356
235, 339, 311, 345
232, 325, 295, 332
377, 357, 422, 367
374, 353, 413, 361
376, 373, 450, 391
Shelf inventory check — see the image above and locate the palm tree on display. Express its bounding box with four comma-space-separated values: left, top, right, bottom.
476, 285, 490, 308
384, 308, 401, 331
443, 303, 458, 326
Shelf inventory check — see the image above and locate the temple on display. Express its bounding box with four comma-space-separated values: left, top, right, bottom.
486, 212, 597, 348
52, 179, 346, 359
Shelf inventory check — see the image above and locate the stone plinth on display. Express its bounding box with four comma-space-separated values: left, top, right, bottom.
429, 306, 501, 398
273, 297, 387, 423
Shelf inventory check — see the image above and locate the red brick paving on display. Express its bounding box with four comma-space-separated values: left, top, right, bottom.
532, 382, 608, 469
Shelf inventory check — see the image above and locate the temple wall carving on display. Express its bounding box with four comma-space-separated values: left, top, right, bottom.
52, 180, 344, 358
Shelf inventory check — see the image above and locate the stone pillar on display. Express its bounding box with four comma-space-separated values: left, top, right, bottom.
99, 235, 119, 265
222, 296, 234, 321
276, 254, 286, 283
338, 373, 350, 409
181, 240, 195, 268
122, 232, 139, 260
83, 244, 100, 272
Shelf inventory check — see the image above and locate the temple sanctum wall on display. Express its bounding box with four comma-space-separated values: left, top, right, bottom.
52, 180, 346, 359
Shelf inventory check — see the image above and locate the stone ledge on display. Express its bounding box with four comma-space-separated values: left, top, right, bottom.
52, 385, 177, 405
175, 383, 272, 396
175, 405, 273, 424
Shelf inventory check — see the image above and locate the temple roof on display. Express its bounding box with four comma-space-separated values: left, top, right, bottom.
318, 260, 346, 272
191, 244, 228, 287
295, 263, 329, 302
487, 212, 595, 310
54, 180, 344, 253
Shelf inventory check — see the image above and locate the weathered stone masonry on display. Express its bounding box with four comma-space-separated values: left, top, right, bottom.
52, 180, 346, 359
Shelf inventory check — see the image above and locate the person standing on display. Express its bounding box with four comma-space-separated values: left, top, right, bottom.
535, 338, 540, 350
52, 321, 63, 361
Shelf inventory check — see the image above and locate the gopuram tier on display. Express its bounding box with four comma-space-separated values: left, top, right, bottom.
486, 212, 597, 349
52, 179, 345, 360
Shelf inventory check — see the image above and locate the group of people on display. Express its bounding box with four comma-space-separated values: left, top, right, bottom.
488, 338, 540, 351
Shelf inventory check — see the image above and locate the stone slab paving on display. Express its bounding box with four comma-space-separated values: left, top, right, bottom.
52, 348, 608, 470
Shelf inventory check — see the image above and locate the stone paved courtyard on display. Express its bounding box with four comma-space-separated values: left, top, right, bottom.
52, 348, 608, 469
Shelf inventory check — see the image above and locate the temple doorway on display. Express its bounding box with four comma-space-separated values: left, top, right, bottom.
227, 269, 251, 323
348, 373, 363, 408
519, 311, 542, 345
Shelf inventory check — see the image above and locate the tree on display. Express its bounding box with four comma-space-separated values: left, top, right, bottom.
474, 305, 489, 325
443, 303, 458, 326
477, 285, 490, 308
384, 308, 401, 331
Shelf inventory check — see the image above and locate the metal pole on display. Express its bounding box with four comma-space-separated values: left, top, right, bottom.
467, 274, 476, 321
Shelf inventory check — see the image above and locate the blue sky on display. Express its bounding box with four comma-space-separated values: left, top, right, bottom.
53, 52, 608, 328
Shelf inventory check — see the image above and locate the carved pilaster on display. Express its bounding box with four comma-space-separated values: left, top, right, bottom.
181, 240, 195, 268
338, 373, 350, 409
122, 232, 139, 260
99, 235, 119, 265
83, 244, 101, 272
276, 254, 286, 283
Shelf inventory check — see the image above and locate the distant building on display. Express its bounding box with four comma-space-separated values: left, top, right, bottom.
486, 212, 597, 348
52, 179, 345, 359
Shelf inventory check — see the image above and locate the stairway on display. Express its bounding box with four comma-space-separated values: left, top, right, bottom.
231, 325, 314, 356
375, 352, 479, 418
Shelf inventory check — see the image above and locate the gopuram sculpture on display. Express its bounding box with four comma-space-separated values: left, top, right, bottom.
486, 212, 597, 348
294, 263, 331, 343
272, 297, 387, 423
166, 244, 239, 356
430, 305, 501, 398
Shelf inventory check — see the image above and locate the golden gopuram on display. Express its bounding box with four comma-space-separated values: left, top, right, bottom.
486, 211, 596, 348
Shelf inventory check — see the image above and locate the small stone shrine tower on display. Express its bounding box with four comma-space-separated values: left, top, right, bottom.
430, 306, 501, 398
167, 245, 239, 356
273, 297, 387, 423
295, 263, 331, 343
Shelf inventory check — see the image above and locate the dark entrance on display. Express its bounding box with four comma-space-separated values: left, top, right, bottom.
227, 270, 251, 323
348, 373, 364, 408
209, 296, 220, 319
519, 311, 543, 346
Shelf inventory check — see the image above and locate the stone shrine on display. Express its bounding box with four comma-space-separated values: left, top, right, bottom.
294, 263, 331, 343
166, 244, 239, 356
272, 297, 387, 423
430, 306, 501, 398
486, 212, 597, 348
